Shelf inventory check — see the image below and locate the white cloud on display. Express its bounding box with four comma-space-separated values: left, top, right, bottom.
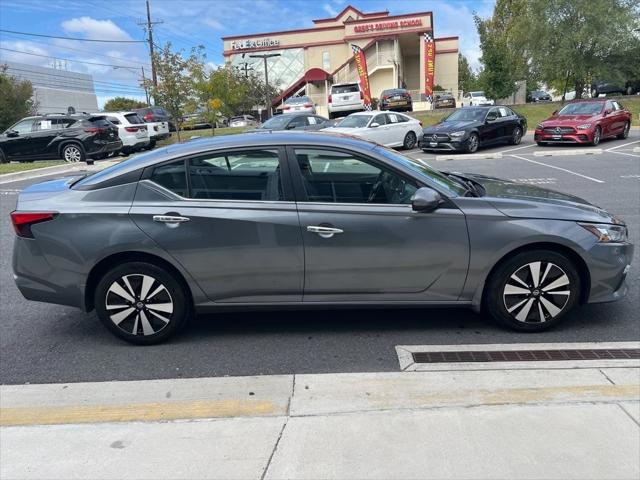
203, 18, 224, 30
61, 17, 133, 42
322, 4, 338, 16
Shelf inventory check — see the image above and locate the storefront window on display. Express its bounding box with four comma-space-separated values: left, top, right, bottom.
322, 51, 331, 71
229, 48, 304, 90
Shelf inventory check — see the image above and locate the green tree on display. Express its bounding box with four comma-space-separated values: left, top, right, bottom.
458, 53, 477, 94
103, 97, 147, 111
145, 42, 204, 141
0, 65, 35, 132
526, 0, 640, 98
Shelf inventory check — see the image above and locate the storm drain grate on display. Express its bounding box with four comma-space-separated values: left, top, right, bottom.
411, 348, 640, 364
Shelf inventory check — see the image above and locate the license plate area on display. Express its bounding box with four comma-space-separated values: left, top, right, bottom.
552, 134, 562, 140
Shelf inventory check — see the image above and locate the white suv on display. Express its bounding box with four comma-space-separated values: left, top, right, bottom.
95, 111, 150, 154
328, 82, 365, 118
460, 91, 495, 107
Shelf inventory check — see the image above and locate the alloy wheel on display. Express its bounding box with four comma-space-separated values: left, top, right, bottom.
502, 261, 571, 323
592, 127, 601, 146
623, 122, 630, 139
513, 127, 522, 144
63, 146, 82, 163
105, 274, 174, 336
467, 134, 479, 153
404, 132, 416, 149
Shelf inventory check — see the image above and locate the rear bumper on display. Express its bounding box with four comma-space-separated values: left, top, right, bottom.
329, 103, 365, 113
87, 140, 123, 157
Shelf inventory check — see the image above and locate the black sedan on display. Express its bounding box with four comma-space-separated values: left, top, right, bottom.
433, 93, 456, 109
529, 90, 552, 102
420, 106, 527, 153
252, 113, 333, 131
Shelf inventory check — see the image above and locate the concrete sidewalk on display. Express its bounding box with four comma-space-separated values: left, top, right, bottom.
1, 365, 639, 479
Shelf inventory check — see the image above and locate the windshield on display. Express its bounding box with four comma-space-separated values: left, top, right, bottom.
285, 96, 310, 104
259, 116, 291, 129
444, 109, 486, 122
470, 91, 485, 97
373, 146, 468, 197
558, 102, 603, 115
336, 115, 371, 128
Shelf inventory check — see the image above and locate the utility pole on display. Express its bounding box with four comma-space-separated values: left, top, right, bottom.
249, 53, 280, 119
238, 61, 254, 78
138, 0, 163, 88
141, 66, 150, 105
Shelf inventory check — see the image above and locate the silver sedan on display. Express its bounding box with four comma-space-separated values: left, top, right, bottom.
11, 132, 633, 344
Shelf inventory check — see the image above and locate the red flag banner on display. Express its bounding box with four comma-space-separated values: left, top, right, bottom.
424, 33, 435, 102
351, 44, 372, 110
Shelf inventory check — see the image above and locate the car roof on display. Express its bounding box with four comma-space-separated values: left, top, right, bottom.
567, 99, 606, 104
74, 132, 378, 188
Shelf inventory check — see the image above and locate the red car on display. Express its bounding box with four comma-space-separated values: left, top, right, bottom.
535, 99, 631, 146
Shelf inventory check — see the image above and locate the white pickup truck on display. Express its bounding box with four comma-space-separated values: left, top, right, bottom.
146, 121, 170, 148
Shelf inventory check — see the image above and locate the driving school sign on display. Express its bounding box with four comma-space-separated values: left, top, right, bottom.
424, 33, 435, 102
351, 44, 372, 110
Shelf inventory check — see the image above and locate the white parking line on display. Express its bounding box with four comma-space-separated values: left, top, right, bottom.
510, 154, 605, 183
436, 152, 503, 161
634, 147, 640, 153
610, 151, 640, 158
534, 149, 602, 157
606, 140, 640, 151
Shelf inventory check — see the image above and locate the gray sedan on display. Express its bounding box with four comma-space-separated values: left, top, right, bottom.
11, 133, 633, 344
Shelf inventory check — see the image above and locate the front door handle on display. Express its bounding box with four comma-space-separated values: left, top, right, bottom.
307, 225, 343, 238
153, 215, 190, 225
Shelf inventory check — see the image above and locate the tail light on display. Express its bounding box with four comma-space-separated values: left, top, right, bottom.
328, 95, 332, 103
11, 211, 58, 238
360, 91, 364, 100
304, 103, 312, 108
125, 127, 139, 132
84, 127, 103, 133
419, 121, 423, 127
143, 113, 153, 122
283, 105, 290, 110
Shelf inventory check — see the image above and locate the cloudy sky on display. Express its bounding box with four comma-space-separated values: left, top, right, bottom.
0, 0, 495, 107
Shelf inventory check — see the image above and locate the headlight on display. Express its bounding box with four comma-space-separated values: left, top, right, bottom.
449, 130, 466, 138
536, 123, 544, 130
576, 123, 592, 130
579, 223, 628, 243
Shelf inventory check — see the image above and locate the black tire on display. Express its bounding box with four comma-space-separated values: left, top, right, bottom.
0, 148, 7, 164
403, 131, 417, 150
617, 122, 630, 140
466, 132, 479, 153
94, 262, 191, 345
591, 125, 601, 146
328, 112, 334, 119
509, 126, 523, 145
147, 139, 157, 150
61, 143, 85, 163
484, 250, 581, 332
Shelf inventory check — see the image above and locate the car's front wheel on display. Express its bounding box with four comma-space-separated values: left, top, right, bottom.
403, 131, 417, 150
485, 250, 581, 332
0, 148, 7, 164
94, 262, 190, 345
466, 132, 479, 153
61, 143, 85, 163
617, 122, 630, 140
591, 126, 602, 146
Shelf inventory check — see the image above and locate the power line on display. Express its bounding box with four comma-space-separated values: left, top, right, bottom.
6, 66, 146, 92
0, 47, 148, 69
0, 29, 147, 44
0, 32, 150, 68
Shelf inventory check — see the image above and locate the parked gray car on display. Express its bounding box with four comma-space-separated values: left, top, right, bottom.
12, 132, 633, 344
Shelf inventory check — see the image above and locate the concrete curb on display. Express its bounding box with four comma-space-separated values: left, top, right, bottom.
0, 160, 119, 185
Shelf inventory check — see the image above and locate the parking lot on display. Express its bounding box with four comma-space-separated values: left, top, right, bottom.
0, 132, 638, 385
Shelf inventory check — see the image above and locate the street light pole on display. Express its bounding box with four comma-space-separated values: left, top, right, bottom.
249, 53, 280, 119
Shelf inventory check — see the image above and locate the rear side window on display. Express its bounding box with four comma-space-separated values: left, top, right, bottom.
332, 84, 359, 94
90, 118, 113, 127
125, 113, 144, 124
107, 116, 121, 125
150, 161, 188, 197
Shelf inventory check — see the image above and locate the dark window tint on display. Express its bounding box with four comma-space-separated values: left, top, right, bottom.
295, 148, 417, 204
106, 116, 121, 125
332, 84, 359, 94
150, 161, 188, 197
288, 116, 307, 128
189, 149, 283, 201
125, 113, 144, 124
89, 118, 113, 127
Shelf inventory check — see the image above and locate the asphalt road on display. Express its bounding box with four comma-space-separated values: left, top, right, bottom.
1, 133, 638, 385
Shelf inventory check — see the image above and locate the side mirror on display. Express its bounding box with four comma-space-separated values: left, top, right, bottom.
370, 122, 380, 128
552, 110, 558, 116
411, 187, 443, 213
6, 130, 19, 137
604, 109, 612, 116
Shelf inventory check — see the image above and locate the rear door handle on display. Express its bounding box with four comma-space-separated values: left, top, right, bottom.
153, 215, 190, 224
307, 225, 343, 238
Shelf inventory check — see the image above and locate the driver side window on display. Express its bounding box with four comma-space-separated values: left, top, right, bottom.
9, 119, 34, 134
294, 148, 417, 204
371, 114, 387, 126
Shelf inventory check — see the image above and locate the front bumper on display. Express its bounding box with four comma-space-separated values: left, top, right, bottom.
535, 129, 593, 144
585, 242, 634, 304
419, 135, 467, 151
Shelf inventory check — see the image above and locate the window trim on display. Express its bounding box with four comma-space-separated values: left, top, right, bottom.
284, 145, 423, 206
142, 146, 295, 203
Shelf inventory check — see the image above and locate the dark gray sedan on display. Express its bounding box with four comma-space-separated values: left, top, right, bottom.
253, 113, 333, 132
11, 132, 633, 344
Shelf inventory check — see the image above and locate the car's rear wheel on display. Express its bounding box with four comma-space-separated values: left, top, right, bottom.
94, 262, 190, 345
591, 126, 601, 146
485, 250, 581, 332
61, 143, 85, 163
403, 131, 417, 150
0, 148, 7, 164
617, 122, 630, 140
466, 132, 479, 153
509, 126, 523, 145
